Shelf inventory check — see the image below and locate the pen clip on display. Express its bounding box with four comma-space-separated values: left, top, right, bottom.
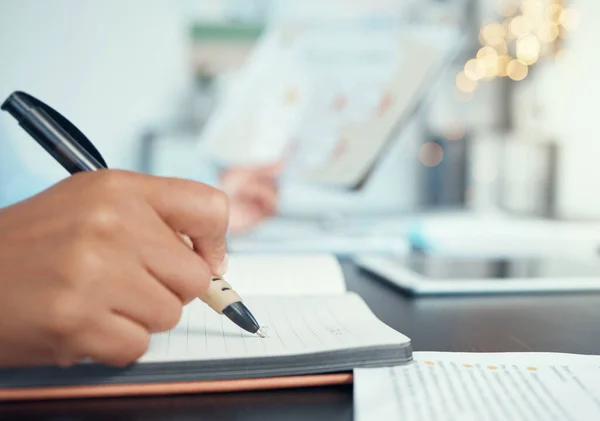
1, 91, 108, 168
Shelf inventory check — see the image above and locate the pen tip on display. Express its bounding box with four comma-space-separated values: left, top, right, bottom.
256, 329, 266, 338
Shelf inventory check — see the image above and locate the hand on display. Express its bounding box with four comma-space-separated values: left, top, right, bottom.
219, 161, 282, 234
0, 170, 228, 368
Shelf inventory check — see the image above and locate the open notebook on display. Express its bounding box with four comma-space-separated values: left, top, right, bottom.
0, 254, 411, 400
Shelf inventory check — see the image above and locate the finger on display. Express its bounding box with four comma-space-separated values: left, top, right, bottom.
142, 176, 229, 276
108, 265, 188, 332
63, 312, 150, 368
140, 222, 212, 304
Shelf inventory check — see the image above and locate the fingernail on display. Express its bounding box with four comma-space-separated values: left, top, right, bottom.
217, 253, 228, 276
180, 233, 193, 249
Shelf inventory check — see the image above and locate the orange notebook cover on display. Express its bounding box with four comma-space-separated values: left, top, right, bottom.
0, 373, 353, 402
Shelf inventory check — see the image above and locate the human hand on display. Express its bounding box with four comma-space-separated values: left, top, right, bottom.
0, 170, 228, 368
219, 161, 282, 234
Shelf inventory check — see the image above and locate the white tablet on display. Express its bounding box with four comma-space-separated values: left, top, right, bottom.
355, 252, 600, 295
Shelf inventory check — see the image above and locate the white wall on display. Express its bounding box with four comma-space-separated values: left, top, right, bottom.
0, 0, 190, 181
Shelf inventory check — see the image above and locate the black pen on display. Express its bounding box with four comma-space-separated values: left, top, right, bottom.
1, 91, 264, 337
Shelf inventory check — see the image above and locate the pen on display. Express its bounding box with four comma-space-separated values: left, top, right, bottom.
1, 90, 265, 338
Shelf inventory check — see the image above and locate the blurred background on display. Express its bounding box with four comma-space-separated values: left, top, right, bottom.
1, 0, 598, 260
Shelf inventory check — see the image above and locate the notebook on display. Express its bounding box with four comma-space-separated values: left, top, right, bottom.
0, 254, 412, 400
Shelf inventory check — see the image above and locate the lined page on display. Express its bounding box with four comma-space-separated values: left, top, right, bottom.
222, 253, 346, 296
355, 352, 600, 421
140, 293, 408, 363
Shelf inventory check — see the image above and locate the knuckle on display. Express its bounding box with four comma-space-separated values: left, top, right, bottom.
94, 170, 131, 194
46, 292, 88, 339
80, 205, 122, 237
59, 243, 103, 286
206, 188, 229, 216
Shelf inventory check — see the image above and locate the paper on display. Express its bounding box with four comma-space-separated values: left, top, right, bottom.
223, 253, 346, 295
200, 25, 452, 188
141, 293, 409, 363
294, 32, 446, 188
198, 26, 310, 165
355, 351, 600, 421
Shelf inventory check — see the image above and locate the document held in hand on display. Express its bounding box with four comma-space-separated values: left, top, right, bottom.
199, 25, 452, 189
0, 254, 412, 401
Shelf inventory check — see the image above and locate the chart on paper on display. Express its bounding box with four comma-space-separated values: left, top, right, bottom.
355, 352, 600, 421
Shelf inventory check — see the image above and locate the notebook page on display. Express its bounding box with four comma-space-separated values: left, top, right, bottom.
222, 253, 346, 296
140, 293, 408, 363
355, 351, 600, 421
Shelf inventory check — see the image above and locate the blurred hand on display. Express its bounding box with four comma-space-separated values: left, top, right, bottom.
0, 170, 228, 368
219, 161, 282, 234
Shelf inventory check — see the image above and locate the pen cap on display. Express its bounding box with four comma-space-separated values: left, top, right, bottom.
1, 91, 107, 173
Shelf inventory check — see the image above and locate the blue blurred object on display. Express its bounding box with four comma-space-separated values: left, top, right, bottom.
0, 120, 52, 207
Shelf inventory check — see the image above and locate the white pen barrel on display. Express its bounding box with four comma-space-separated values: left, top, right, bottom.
198, 276, 242, 314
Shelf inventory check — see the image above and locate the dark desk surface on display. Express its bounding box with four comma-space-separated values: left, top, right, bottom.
4, 260, 600, 420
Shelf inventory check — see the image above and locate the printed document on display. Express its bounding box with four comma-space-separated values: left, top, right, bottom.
355, 351, 600, 421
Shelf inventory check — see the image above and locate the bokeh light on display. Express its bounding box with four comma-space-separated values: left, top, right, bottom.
477, 46, 498, 60
503, 18, 517, 40
516, 33, 541, 65
537, 21, 559, 43
546, 4, 563, 24
456, 71, 477, 93
464, 59, 487, 81
521, 0, 544, 23
494, 41, 509, 55
507, 59, 529, 81
496, 55, 512, 77
559, 27, 571, 39
443, 121, 467, 141
419, 142, 444, 167
454, 1, 576, 95
559, 8, 580, 31
477, 47, 499, 79
482, 22, 506, 45
510, 16, 533, 38
496, 1, 519, 18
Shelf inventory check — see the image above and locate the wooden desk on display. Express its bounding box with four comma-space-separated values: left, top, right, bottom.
3, 260, 600, 420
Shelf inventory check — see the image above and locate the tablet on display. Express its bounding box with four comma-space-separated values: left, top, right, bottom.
355, 252, 600, 295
